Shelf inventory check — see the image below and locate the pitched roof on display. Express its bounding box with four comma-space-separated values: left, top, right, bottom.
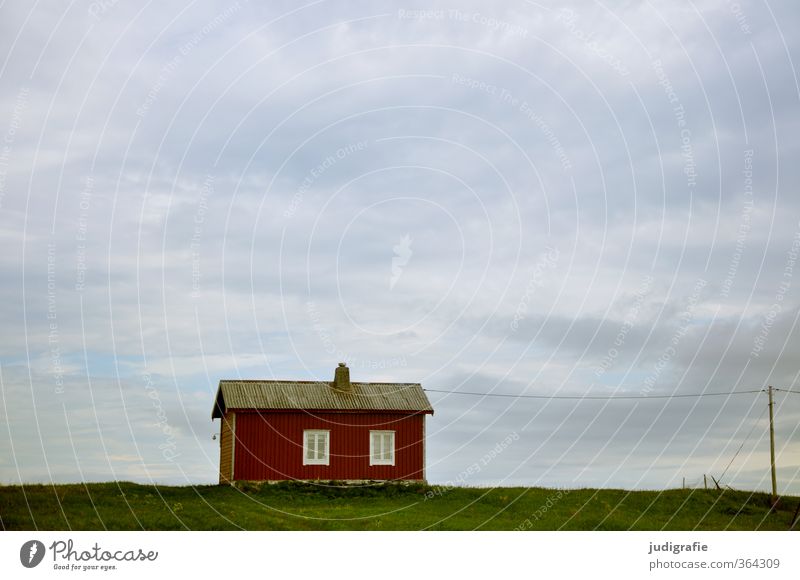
212, 380, 433, 418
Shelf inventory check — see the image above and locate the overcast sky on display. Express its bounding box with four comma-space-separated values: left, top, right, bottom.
1, 1, 798, 494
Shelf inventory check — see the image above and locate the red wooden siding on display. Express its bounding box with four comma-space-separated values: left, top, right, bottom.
232, 411, 425, 481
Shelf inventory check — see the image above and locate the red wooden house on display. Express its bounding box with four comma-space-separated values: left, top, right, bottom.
212, 363, 433, 483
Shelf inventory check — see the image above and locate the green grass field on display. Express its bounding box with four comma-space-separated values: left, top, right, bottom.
1, 481, 797, 531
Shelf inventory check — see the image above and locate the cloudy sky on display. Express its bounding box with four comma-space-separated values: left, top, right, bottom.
1, 0, 798, 494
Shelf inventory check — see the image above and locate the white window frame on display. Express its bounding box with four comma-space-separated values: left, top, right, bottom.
303, 430, 330, 466
369, 430, 395, 466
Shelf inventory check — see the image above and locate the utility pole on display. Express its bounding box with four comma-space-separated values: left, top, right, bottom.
768, 386, 778, 505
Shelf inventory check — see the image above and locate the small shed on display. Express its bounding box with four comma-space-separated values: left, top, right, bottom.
211, 363, 434, 483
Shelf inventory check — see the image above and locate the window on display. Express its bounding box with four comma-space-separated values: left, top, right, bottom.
303, 430, 329, 465
370, 431, 395, 466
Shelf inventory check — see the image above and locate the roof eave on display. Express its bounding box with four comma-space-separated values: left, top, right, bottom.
211, 382, 226, 419
226, 407, 434, 415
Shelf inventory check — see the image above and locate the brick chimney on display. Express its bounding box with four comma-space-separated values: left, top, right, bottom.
333, 362, 351, 392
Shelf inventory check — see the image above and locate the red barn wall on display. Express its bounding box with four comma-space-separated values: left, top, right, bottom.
232, 411, 426, 481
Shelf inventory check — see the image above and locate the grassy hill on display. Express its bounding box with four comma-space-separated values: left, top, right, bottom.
1, 481, 797, 531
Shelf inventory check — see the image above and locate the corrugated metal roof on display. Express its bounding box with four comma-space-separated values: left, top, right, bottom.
212, 380, 433, 418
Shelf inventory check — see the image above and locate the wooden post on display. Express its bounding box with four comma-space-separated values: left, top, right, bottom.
704, 474, 707, 490
682, 477, 685, 490
768, 386, 778, 505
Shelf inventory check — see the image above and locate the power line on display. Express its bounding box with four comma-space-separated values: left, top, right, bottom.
423, 388, 765, 401
775, 388, 800, 395
718, 405, 768, 483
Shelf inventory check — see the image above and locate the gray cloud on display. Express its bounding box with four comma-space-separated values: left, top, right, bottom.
1, 0, 798, 494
